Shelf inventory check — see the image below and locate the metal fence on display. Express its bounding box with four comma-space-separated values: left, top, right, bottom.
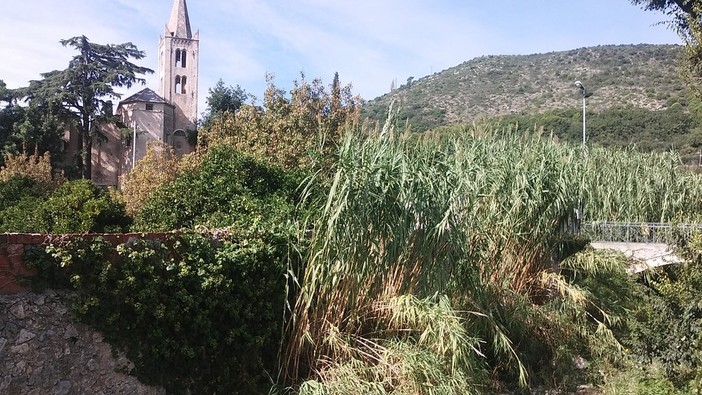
580, 221, 702, 243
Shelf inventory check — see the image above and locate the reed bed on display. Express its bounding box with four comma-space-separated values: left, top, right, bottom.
283, 123, 702, 392
582, 146, 702, 222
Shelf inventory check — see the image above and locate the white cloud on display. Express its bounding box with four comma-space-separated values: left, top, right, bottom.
0, 0, 682, 107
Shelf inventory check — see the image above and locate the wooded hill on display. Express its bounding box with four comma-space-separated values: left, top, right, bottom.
363, 44, 702, 160
363, 44, 690, 133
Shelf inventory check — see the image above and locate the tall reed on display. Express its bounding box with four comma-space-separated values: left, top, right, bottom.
582, 147, 702, 222
284, 123, 702, 390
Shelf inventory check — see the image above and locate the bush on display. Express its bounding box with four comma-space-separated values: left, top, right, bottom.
602, 364, 685, 395
0, 175, 41, 208
134, 144, 304, 231
118, 141, 183, 216
0, 196, 47, 232
26, 228, 296, 394
199, 73, 361, 171
0, 179, 131, 233
0, 150, 63, 193
624, 256, 702, 388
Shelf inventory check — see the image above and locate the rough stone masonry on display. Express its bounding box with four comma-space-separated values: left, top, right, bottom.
1, 289, 164, 395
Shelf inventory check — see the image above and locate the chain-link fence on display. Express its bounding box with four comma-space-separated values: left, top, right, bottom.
580, 221, 702, 243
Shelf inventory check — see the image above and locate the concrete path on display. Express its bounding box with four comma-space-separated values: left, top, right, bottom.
590, 242, 682, 273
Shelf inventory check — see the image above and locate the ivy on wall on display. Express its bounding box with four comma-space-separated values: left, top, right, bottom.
26, 228, 298, 394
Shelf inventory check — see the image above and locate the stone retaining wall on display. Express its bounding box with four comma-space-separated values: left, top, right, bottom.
0, 233, 172, 294
1, 289, 165, 394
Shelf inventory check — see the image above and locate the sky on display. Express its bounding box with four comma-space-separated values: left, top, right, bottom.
0, 0, 683, 116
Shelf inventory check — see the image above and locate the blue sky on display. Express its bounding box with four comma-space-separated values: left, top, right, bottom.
0, 0, 681, 116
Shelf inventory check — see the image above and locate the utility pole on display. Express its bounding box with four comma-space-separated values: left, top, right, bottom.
574, 81, 592, 145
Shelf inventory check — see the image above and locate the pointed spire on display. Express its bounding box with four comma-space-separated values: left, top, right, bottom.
167, 0, 192, 39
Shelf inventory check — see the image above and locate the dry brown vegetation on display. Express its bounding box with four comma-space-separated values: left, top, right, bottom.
0, 150, 63, 192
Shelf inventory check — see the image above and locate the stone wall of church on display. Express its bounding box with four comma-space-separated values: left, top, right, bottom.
115, 101, 176, 182
92, 123, 124, 187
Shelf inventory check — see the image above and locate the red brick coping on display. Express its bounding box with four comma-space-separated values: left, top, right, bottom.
0, 233, 173, 294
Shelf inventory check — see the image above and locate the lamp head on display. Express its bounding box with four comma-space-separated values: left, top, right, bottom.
574, 81, 584, 90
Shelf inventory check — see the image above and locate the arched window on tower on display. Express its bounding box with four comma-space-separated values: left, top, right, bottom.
173, 129, 188, 156
181, 76, 187, 94
175, 75, 182, 94
175, 49, 182, 68
181, 50, 187, 68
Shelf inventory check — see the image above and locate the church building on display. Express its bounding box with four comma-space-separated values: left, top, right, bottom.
89, 0, 199, 187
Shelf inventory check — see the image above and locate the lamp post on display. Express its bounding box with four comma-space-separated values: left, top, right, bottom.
573, 81, 592, 230
132, 121, 137, 169
574, 81, 592, 145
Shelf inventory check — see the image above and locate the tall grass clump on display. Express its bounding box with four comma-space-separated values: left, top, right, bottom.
582, 147, 702, 222
284, 123, 633, 392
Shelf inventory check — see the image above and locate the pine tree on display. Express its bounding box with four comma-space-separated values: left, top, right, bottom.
18, 36, 152, 179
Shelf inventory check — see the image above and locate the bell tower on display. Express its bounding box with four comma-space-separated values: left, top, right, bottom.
158, 0, 199, 134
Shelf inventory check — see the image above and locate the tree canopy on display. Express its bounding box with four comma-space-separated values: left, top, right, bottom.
201, 79, 249, 127
0, 79, 9, 103
0, 79, 63, 170
631, 0, 702, 89
630, 1, 700, 29
16, 36, 152, 179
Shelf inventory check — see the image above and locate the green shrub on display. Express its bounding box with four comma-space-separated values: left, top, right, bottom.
40, 179, 131, 232
0, 174, 41, 206
602, 364, 685, 395
26, 228, 296, 394
0, 196, 47, 232
1, 179, 131, 233
0, 175, 43, 231
624, 263, 702, 387
134, 145, 304, 231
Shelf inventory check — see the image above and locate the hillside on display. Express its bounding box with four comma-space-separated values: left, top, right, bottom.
363, 44, 688, 132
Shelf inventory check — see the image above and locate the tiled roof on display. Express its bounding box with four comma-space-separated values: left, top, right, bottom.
119, 88, 170, 105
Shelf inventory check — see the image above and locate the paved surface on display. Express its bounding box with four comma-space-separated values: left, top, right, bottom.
590, 242, 682, 273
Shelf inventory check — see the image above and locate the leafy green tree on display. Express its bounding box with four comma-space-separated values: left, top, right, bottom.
0, 79, 14, 146
405, 76, 414, 88
631, 0, 700, 28
0, 78, 70, 172
491, 105, 699, 156
13, 103, 67, 168
0, 82, 24, 163
631, 0, 702, 89
201, 79, 249, 127
17, 36, 152, 179
0, 79, 9, 102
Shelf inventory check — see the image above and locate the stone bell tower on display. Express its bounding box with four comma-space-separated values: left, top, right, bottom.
158, 0, 199, 134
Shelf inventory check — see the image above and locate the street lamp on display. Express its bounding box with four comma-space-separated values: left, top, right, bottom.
574, 81, 593, 230
574, 81, 592, 145
132, 121, 138, 169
